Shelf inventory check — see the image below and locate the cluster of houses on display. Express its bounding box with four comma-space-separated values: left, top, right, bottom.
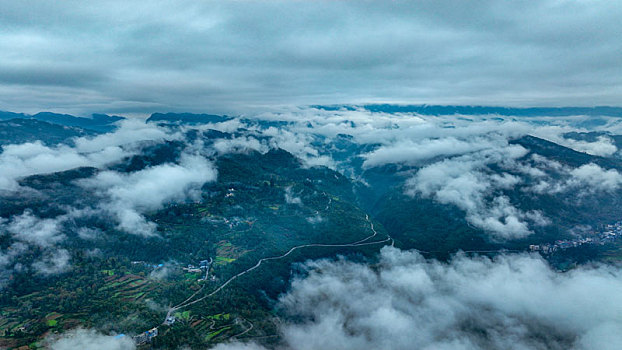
182, 259, 211, 272
202, 214, 252, 230
224, 217, 254, 230
182, 258, 213, 281
132, 327, 158, 345
529, 221, 622, 254
113, 327, 159, 346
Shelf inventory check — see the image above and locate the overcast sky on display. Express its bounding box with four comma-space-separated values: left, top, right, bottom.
1, 0, 621, 115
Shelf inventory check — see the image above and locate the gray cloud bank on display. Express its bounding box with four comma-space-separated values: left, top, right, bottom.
213, 247, 622, 350
1, 0, 622, 115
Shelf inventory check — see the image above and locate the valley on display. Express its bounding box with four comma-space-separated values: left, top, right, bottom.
1, 109, 622, 349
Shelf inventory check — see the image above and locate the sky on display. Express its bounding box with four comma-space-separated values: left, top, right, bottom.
1, 0, 621, 116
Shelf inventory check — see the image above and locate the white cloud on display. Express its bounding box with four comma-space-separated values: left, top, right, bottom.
210, 343, 269, 350
541, 134, 618, 157
76, 227, 102, 240
528, 162, 622, 196
0, 141, 92, 190
362, 137, 494, 168
212, 247, 622, 350
80, 153, 217, 236
213, 136, 269, 155
4, 210, 65, 247
568, 163, 622, 193
0, 119, 175, 191
405, 146, 544, 239
284, 186, 302, 205
32, 249, 71, 276
74, 119, 173, 153
306, 214, 324, 225
0, 212, 72, 280
264, 127, 336, 169
48, 328, 135, 350
149, 264, 174, 280
0, 242, 28, 285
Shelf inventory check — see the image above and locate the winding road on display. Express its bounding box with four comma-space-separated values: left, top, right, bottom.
157, 208, 508, 333
169, 214, 392, 313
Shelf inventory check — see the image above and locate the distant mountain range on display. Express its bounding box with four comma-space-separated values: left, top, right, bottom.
3, 105, 622, 133
315, 104, 622, 118
146, 112, 231, 124
0, 119, 95, 146
0, 111, 124, 132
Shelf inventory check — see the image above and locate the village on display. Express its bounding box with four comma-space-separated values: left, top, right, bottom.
120, 257, 214, 346
182, 258, 214, 282
529, 221, 622, 254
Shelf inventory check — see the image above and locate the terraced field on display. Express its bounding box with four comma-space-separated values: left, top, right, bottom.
189, 313, 235, 342
100, 274, 155, 302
